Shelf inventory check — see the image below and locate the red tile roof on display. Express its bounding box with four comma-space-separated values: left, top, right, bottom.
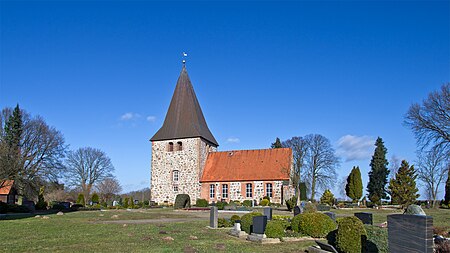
0, 180, 14, 195
200, 148, 292, 182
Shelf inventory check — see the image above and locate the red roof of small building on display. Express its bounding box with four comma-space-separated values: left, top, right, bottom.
0, 180, 14, 195
200, 148, 292, 182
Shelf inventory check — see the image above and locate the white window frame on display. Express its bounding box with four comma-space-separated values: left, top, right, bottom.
222, 184, 228, 199
266, 183, 273, 198
210, 184, 215, 199
173, 185, 178, 192
173, 170, 179, 182
246, 183, 253, 198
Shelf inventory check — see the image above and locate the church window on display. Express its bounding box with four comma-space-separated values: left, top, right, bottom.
173, 185, 178, 192
210, 184, 215, 198
168, 142, 174, 152
222, 184, 228, 199
266, 183, 273, 198
246, 183, 253, 198
173, 170, 179, 182
177, 141, 182, 151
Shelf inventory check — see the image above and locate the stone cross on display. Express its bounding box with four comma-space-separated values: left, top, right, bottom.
388, 214, 433, 253
210, 206, 218, 228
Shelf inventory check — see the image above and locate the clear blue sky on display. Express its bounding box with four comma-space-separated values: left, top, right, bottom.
1, 1, 449, 198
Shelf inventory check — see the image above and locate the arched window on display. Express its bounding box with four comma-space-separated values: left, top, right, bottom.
177, 141, 182, 151
168, 142, 174, 152
173, 170, 179, 182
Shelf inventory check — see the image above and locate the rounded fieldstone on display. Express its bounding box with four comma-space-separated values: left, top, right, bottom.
404, 204, 426, 215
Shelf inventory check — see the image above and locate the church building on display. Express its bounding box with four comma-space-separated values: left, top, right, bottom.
150, 65, 294, 205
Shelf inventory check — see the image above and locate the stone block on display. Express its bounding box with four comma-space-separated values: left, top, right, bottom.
263, 207, 272, 220
388, 214, 433, 253
354, 212, 373, 225
294, 205, 302, 216
209, 206, 218, 228
252, 216, 267, 234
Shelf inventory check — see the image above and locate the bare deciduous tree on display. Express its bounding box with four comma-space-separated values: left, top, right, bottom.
416, 148, 448, 208
303, 134, 340, 201
405, 83, 450, 156
282, 136, 308, 205
65, 147, 114, 204
96, 177, 122, 204
0, 107, 66, 197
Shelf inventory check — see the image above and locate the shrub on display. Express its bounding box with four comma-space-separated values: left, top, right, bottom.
218, 218, 233, 228
174, 194, 191, 209
317, 204, 331, 211
7, 204, 31, 213
91, 193, 99, 204
364, 225, 388, 253
77, 193, 85, 206
242, 200, 252, 207
230, 215, 240, 224
216, 201, 227, 210
304, 202, 317, 213
291, 212, 336, 238
196, 198, 208, 207
265, 220, 286, 238
336, 216, 367, 253
130, 197, 135, 208
260, 199, 270, 206
263, 195, 270, 201
285, 196, 297, 212
70, 204, 84, 211
320, 189, 335, 206
51, 203, 66, 211
272, 215, 291, 221
123, 197, 129, 208
241, 212, 262, 234
0, 202, 7, 214
233, 200, 242, 206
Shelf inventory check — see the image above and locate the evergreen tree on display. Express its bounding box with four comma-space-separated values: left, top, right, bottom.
91, 193, 99, 204
320, 189, 335, 206
367, 137, 390, 205
345, 166, 363, 202
35, 186, 47, 210
4, 104, 23, 150
77, 193, 85, 206
445, 166, 450, 205
388, 160, 420, 207
271, 137, 282, 148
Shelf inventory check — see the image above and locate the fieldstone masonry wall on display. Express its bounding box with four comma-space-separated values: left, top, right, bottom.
151, 137, 216, 205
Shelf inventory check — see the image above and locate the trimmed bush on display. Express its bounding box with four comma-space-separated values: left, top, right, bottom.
196, 198, 208, 207
364, 225, 388, 253
174, 194, 191, 209
291, 212, 336, 238
230, 214, 240, 224
242, 200, 252, 207
336, 216, 367, 253
241, 212, 262, 234
304, 202, 317, 213
285, 196, 296, 212
216, 201, 227, 210
218, 218, 233, 228
265, 220, 286, 238
260, 199, 270, 206
0, 202, 7, 214
263, 196, 270, 202
320, 189, 335, 206
70, 204, 84, 211
123, 197, 129, 208
77, 193, 85, 206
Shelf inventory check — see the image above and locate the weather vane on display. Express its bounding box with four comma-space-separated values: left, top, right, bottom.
182, 52, 187, 65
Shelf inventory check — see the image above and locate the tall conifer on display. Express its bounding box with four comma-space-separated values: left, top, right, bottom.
271, 137, 282, 148
367, 137, 390, 205
388, 160, 419, 207
346, 166, 363, 202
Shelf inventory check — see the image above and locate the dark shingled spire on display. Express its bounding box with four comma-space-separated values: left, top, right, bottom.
151, 66, 218, 146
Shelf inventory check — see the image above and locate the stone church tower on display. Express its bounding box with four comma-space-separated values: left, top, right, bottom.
150, 66, 218, 205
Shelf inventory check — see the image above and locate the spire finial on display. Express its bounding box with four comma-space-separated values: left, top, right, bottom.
182, 52, 187, 66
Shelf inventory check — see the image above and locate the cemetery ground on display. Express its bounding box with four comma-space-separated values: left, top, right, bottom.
0, 207, 449, 252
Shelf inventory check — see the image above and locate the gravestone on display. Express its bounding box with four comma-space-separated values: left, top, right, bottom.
252, 216, 268, 235
294, 206, 302, 216
263, 207, 272, 220
354, 212, 373, 225
209, 206, 218, 228
388, 214, 433, 253
324, 212, 336, 221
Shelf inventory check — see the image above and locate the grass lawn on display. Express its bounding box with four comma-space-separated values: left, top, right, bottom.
0, 207, 448, 252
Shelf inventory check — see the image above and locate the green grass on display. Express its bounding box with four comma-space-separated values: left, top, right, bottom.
1, 207, 448, 252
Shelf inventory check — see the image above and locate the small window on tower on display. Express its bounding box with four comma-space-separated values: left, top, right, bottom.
177, 141, 182, 151
173, 170, 179, 182
173, 185, 178, 192
168, 142, 174, 152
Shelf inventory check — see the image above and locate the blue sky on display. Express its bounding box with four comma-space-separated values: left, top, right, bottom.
1, 1, 449, 198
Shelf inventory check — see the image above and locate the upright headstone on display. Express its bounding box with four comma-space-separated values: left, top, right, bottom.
294, 206, 302, 216
324, 212, 336, 222
354, 212, 373, 225
252, 216, 268, 235
210, 206, 218, 228
388, 214, 433, 253
263, 207, 272, 220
